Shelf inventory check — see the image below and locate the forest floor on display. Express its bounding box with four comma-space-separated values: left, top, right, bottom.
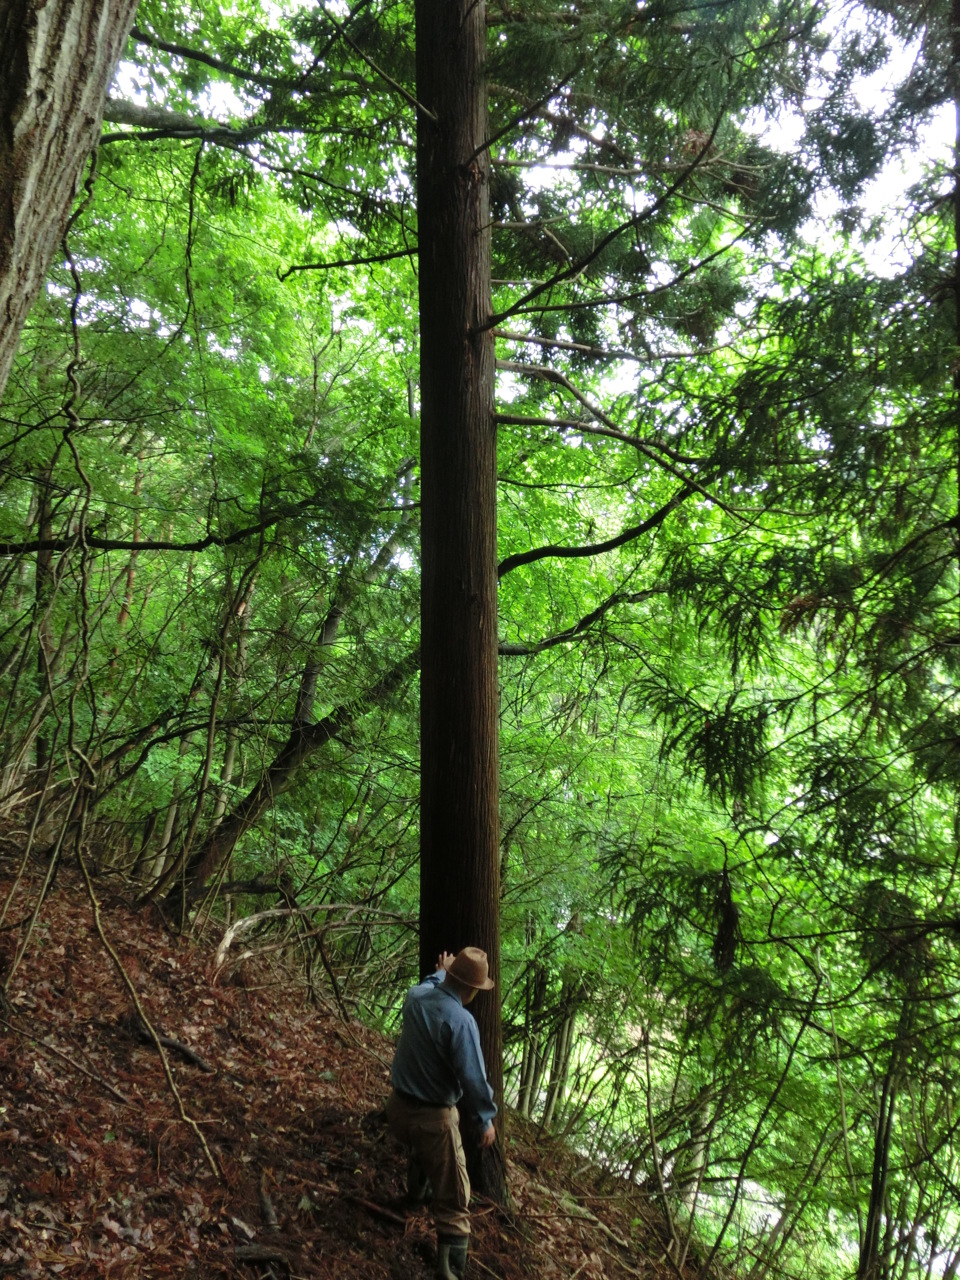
0, 855, 683, 1279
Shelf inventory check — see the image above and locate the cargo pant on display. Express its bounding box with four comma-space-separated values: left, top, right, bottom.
385, 1088, 471, 1237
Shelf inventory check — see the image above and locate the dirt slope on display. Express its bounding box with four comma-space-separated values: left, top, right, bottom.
0, 860, 677, 1279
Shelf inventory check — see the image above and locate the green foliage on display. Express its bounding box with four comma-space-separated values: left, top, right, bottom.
3, 0, 960, 1276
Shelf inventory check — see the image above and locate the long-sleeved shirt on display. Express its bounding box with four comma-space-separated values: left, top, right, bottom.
390, 970, 497, 1129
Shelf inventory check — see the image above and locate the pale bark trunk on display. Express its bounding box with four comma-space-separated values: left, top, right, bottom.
0, 0, 141, 401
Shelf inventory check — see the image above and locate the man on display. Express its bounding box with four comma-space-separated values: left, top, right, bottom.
386, 946, 497, 1280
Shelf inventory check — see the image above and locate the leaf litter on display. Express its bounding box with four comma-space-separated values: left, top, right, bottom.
0, 860, 681, 1279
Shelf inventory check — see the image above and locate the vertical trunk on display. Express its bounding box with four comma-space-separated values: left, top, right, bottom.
415, 0, 502, 1200
540, 1008, 576, 1131
517, 959, 548, 1117
34, 474, 54, 769
0, 0, 141, 401
142, 735, 192, 884
857, 1057, 900, 1280
675, 1091, 713, 1213
117, 456, 144, 629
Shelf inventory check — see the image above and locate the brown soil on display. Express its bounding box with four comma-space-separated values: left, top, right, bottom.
0, 860, 680, 1279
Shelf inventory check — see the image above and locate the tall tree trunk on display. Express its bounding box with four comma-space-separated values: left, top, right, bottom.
0, 0, 141, 401
415, 0, 502, 1199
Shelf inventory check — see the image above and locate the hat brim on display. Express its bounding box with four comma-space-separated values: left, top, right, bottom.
443, 956, 495, 990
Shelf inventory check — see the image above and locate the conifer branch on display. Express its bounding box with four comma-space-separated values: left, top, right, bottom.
320, 6, 438, 122
130, 26, 287, 89
277, 247, 416, 280
0, 494, 329, 556
498, 588, 667, 655
480, 112, 726, 332
497, 485, 691, 578
495, 359, 740, 515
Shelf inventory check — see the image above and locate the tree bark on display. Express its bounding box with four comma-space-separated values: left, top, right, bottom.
857, 1050, 902, 1280
415, 0, 503, 1201
0, 0, 141, 402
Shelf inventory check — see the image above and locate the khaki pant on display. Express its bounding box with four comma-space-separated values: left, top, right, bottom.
386, 1089, 471, 1237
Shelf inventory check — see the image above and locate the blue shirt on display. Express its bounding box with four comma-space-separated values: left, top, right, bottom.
391, 971, 497, 1128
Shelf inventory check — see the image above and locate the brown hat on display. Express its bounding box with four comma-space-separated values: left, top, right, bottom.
443, 947, 495, 991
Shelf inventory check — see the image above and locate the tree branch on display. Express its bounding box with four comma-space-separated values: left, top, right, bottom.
494, 327, 643, 364
496, 360, 735, 508
497, 484, 691, 579
130, 25, 286, 89
277, 246, 416, 281
496, 412, 589, 430
498, 588, 667, 655
320, 6, 437, 122
0, 494, 326, 556
479, 112, 726, 332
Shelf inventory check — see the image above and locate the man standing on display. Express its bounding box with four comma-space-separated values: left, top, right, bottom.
386, 947, 497, 1280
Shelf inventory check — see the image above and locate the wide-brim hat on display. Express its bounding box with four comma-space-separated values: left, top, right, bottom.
444, 946, 495, 991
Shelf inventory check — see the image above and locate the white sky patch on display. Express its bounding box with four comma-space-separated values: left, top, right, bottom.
200, 79, 247, 120
113, 60, 157, 107
748, 11, 953, 278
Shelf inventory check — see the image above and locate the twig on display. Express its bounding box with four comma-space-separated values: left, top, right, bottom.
320, 5, 437, 121
0, 1016, 131, 1105
278, 247, 415, 281
76, 845, 221, 1180
471, 1258, 503, 1279
127, 1017, 217, 1072
344, 1193, 407, 1225
315, 928, 351, 1023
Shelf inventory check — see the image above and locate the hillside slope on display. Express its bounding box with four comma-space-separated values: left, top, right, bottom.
0, 858, 679, 1279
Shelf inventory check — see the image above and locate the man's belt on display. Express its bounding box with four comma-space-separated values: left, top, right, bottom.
394, 1086, 445, 1108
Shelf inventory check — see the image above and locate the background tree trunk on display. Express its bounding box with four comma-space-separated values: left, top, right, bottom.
0, 0, 141, 401
415, 0, 503, 1199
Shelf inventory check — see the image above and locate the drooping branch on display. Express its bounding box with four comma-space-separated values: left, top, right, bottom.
498, 588, 667, 655
145, 645, 422, 905
129, 25, 288, 90
496, 359, 740, 514
320, 4, 438, 122
480, 113, 726, 333
497, 484, 691, 579
0, 493, 329, 556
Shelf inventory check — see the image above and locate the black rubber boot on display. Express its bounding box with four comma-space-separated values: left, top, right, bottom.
436, 1234, 469, 1279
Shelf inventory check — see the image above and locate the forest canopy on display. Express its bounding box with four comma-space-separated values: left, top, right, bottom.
0, 1, 957, 1278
